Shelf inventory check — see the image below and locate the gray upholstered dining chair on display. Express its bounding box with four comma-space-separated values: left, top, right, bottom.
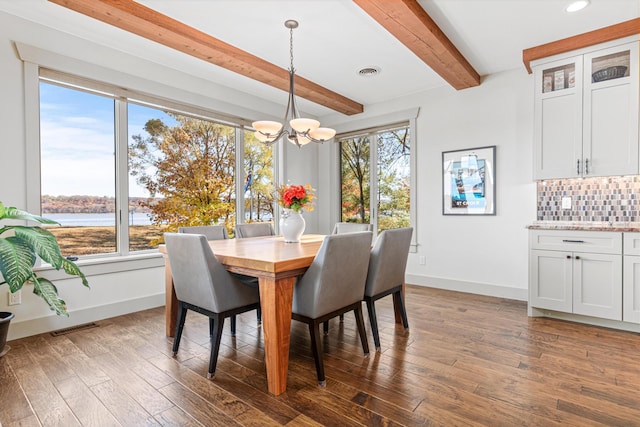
164, 233, 260, 379
364, 227, 413, 351
291, 231, 373, 386
332, 222, 374, 235
235, 222, 275, 238
178, 225, 229, 240
178, 225, 261, 329
324, 221, 375, 331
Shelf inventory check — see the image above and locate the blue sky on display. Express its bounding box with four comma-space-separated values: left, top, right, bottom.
40, 82, 174, 198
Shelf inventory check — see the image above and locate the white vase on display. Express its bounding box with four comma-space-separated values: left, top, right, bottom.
280, 209, 305, 243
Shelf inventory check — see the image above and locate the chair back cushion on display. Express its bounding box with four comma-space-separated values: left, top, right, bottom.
178, 225, 229, 240
164, 233, 258, 312
365, 227, 413, 297
235, 223, 274, 238
332, 222, 373, 234
293, 231, 372, 318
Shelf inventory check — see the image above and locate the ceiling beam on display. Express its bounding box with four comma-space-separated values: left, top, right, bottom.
48, 0, 364, 116
522, 18, 640, 74
354, 0, 480, 90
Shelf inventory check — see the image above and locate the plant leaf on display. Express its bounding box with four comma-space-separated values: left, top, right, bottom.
0, 236, 36, 292
1, 206, 59, 225
31, 276, 68, 316
62, 258, 89, 287
12, 226, 64, 269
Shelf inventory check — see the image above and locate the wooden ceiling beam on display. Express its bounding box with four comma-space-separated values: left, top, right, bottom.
522, 18, 640, 73
48, 0, 364, 116
354, 0, 480, 90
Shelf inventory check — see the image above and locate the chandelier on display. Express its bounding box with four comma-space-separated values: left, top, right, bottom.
252, 20, 336, 147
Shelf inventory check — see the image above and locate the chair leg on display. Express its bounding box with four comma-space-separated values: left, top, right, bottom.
393, 290, 410, 330
230, 315, 237, 337
365, 298, 381, 352
308, 321, 326, 386
209, 318, 214, 337
339, 314, 344, 322
208, 314, 225, 379
354, 307, 370, 356
256, 306, 262, 326
173, 302, 188, 356
323, 320, 329, 335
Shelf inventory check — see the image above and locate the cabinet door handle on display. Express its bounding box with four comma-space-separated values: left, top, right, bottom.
562, 239, 585, 243
566, 255, 572, 259
577, 159, 580, 175
575, 255, 580, 260
585, 159, 589, 175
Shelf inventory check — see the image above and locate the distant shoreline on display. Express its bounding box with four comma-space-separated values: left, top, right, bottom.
44, 212, 153, 226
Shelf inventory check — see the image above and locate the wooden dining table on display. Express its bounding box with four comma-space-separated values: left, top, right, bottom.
160, 234, 325, 396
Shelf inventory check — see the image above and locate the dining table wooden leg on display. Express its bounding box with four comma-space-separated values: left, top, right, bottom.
393, 282, 406, 324
258, 275, 295, 395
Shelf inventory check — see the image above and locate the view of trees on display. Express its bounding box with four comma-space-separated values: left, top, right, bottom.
128, 114, 275, 238
340, 126, 411, 232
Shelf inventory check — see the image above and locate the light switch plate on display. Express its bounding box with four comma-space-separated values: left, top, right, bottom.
561, 196, 571, 210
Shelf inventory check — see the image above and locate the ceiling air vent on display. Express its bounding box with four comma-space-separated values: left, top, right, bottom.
358, 67, 381, 77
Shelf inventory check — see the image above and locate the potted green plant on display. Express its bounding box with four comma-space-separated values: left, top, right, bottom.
0, 201, 88, 356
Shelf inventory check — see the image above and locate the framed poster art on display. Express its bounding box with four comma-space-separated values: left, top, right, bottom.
442, 146, 496, 215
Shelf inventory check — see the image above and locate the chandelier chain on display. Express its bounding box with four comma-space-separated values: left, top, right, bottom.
289, 25, 295, 73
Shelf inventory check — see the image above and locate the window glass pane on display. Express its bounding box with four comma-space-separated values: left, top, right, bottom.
340, 136, 371, 223
128, 111, 236, 238
243, 131, 275, 226
377, 126, 410, 232
40, 82, 117, 256
127, 103, 176, 251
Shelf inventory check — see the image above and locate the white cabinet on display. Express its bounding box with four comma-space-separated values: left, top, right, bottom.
533, 38, 639, 180
623, 232, 640, 323
529, 230, 622, 320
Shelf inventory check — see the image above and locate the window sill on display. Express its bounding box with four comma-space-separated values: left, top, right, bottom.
35, 251, 165, 280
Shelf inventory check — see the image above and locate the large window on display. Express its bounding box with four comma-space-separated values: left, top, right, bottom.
339, 123, 411, 233
37, 71, 272, 258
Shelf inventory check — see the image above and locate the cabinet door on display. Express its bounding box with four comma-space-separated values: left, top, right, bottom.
623, 255, 640, 324
530, 249, 572, 312
583, 42, 639, 177
573, 252, 622, 320
533, 57, 583, 179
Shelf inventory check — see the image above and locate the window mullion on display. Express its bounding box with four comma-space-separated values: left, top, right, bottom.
115, 99, 129, 255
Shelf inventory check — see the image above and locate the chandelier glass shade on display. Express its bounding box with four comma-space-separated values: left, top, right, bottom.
252, 20, 336, 147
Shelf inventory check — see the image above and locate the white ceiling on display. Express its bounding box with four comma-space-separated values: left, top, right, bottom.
1, 0, 639, 118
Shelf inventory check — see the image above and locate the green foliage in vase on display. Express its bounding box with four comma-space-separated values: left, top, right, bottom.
0, 201, 89, 316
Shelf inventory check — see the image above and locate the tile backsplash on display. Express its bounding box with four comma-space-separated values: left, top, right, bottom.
537, 176, 640, 223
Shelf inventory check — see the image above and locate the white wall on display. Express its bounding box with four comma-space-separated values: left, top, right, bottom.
320, 70, 537, 300
1, 10, 537, 341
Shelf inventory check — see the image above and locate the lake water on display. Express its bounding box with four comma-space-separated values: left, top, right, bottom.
44, 212, 153, 226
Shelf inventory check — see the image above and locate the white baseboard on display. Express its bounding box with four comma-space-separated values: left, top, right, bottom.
406, 274, 528, 301
7, 293, 165, 341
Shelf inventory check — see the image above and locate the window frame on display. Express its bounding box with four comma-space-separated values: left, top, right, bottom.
332, 109, 419, 252
24, 63, 274, 271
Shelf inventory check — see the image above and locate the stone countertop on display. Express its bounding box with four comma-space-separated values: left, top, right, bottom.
528, 221, 640, 232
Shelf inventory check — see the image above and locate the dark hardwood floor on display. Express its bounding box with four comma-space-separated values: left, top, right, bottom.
2, 285, 640, 426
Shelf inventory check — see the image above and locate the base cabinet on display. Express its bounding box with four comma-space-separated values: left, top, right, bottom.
623, 232, 640, 324
529, 230, 623, 321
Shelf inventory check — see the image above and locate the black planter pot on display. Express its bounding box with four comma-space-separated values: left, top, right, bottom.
0, 311, 14, 357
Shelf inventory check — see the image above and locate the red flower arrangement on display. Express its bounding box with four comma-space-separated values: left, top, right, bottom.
277, 183, 315, 213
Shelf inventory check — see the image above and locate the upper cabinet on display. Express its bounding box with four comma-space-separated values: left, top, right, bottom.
533, 38, 639, 180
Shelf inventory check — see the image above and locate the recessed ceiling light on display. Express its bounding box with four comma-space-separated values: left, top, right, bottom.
358, 67, 381, 77
565, 0, 589, 12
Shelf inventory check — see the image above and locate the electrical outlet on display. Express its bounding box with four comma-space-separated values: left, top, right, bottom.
419, 256, 426, 265
561, 196, 572, 210
8, 290, 21, 305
